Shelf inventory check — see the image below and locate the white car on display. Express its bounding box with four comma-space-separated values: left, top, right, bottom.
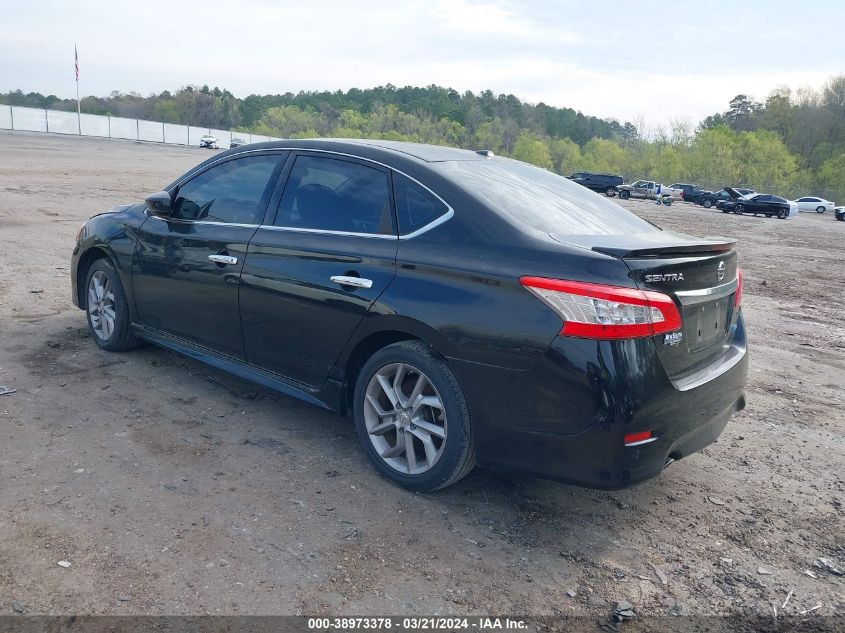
199, 134, 219, 149
793, 196, 834, 213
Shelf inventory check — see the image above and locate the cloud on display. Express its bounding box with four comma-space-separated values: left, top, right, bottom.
0, 0, 839, 128
427, 0, 580, 42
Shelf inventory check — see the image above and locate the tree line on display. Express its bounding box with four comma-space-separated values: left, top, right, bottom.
3, 77, 844, 202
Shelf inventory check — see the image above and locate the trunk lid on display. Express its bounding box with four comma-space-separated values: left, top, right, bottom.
560, 232, 740, 378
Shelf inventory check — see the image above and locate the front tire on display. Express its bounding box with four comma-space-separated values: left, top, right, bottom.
734, 204, 744, 215
778, 208, 788, 219
703, 199, 713, 208
816, 206, 826, 213
619, 190, 630, 200
84, 259, 139, 351
353, 341, 475, 492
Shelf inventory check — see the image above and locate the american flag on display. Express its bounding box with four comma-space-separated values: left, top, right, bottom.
74, 44, 79, 81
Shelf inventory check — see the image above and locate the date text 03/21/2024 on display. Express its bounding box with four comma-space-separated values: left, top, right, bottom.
307, 617, 529, 630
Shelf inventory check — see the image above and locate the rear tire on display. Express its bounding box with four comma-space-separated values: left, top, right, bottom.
84, 259, 140, 352
605, 186, 616, 197
353, 341, 475, 492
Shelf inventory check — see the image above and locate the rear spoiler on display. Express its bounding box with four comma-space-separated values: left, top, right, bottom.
553, 232, 736, 259
592, 239, 735, 258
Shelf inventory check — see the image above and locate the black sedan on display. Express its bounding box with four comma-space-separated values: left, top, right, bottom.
721, 192, 791, 219
71, 139, 748, 491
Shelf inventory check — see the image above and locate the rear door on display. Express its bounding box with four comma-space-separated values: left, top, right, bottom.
132, 151, 286, 359
239, 152, 398, 388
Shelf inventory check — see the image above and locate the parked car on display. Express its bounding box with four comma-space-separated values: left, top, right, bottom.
793, 196, 835, 213
199, 134, 219, 149
721, 191, 791, 219
835, 206, 845, 221
567, 172, 623, 196
703, 187, 755, 209
230, 137, 247, 149
70, 139, 747, 492
617, 180, 678, 201
669, 183, 711, 203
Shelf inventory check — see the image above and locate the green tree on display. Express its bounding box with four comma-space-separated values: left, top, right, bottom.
511, 132, 552, 168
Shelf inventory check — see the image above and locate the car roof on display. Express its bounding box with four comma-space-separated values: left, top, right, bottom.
242, 138, 490, 164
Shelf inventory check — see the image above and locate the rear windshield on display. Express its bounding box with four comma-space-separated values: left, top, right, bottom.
433, 159, 658, 236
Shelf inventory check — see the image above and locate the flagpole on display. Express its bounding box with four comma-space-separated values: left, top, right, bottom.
75, 43, 81, 135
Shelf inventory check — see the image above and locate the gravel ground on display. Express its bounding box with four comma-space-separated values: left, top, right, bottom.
0, 131, 843, 621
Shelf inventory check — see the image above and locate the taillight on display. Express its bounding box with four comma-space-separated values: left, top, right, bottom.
519, 277, 682, 340
734, 269, 743, 309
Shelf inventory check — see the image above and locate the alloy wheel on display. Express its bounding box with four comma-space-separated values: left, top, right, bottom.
87, 270, 116, 340
363, 363, 447, 475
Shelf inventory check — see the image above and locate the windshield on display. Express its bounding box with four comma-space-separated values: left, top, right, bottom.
432, 158, 659, 236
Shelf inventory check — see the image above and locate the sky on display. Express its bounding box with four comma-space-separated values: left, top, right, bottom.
1, 0, 843, 128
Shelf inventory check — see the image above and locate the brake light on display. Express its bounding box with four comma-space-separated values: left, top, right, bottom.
734, 269, 743, 309
520, 277, 682, 340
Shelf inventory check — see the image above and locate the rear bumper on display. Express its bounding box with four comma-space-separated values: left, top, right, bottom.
449, 316, 748, 489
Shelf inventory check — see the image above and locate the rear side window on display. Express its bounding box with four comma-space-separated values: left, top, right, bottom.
393, 173, 449, 235
171, 155, 279, 224
276, 155, 393, 235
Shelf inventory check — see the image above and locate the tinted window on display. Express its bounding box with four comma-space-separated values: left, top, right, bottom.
433, 159, 659, 236
393, 173, 449, 234
276, 156, 393, 234
771, 196, 787, 203
172, 155, 279, 224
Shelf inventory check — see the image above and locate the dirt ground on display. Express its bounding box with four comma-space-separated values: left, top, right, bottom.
0, 131, 843, 620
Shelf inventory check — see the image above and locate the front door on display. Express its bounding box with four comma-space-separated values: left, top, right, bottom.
239, 152, 398, 387
131, 152, 286, 359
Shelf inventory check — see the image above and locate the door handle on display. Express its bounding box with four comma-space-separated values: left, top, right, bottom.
208, 254, 238, 265
330, 275, 373, 289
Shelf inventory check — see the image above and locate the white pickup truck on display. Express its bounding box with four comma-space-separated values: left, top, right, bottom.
617, 180, 679, 201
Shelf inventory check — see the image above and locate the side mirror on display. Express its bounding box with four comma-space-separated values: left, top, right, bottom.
145, 191, 173, 216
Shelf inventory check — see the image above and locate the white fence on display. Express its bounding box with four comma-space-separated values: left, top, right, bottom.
0, 105, 280, 147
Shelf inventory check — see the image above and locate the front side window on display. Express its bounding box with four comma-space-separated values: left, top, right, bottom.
393, 173, 450, 235
171, 155, 280, 224
276, 155, 393, 235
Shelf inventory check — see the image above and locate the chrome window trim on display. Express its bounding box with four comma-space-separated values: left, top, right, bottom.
168, 147, 454, 239
398, 208, 454, 240
146, 212, 259, 230
675, 276, 739, 306
259, 225, 397, 240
